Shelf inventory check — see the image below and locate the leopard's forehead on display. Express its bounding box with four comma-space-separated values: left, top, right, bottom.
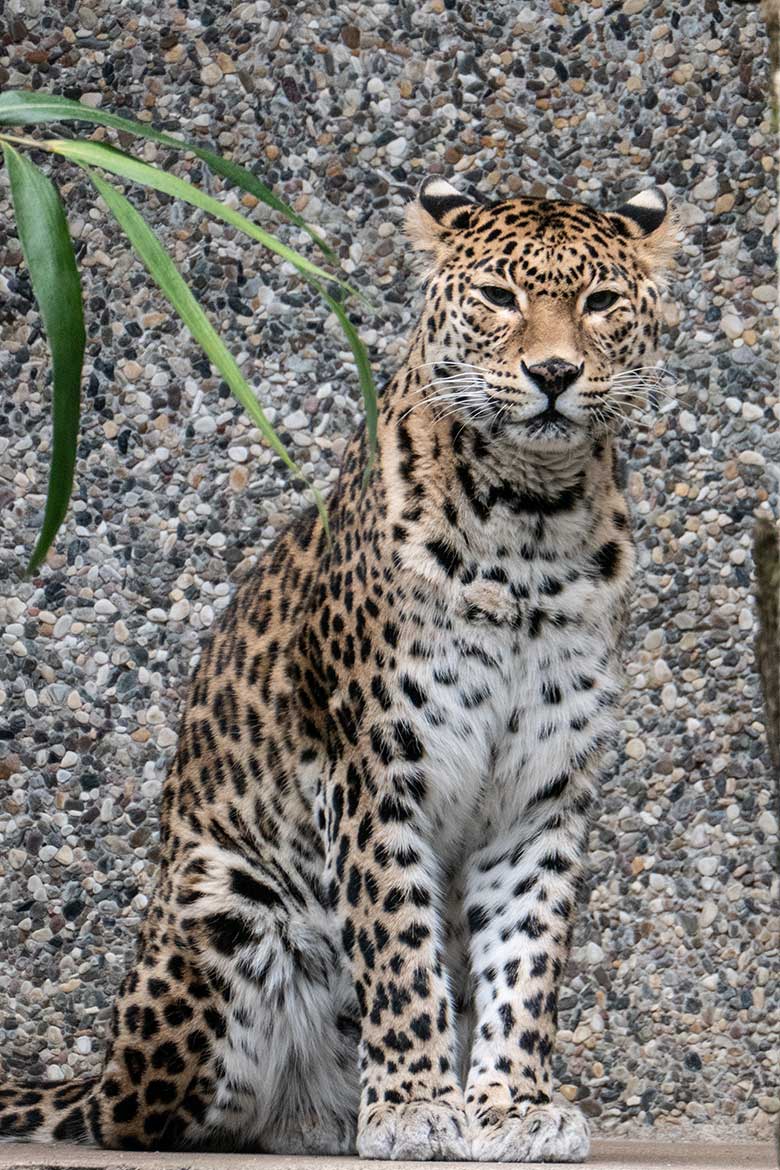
464, 197, 627, 244
447, 197, 640, 288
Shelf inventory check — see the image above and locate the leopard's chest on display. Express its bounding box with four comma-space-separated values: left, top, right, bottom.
392, 545, 624, 867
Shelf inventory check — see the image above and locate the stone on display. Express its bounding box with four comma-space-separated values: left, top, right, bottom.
583, 941, 605, 964
758, 810, 778, 834
720, 313, 743, 340
625, 738, 646, 761
52, 615, 72, 638
699, 902, 718, 928
283, 410, 308, 430
200, 62, 223, 86
692, 176, 718, 201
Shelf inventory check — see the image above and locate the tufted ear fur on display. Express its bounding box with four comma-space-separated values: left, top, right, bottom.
404, 177, 479, 257
611, 186, 680, 273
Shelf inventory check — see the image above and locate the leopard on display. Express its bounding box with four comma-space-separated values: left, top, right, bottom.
0, 177, 677, 1162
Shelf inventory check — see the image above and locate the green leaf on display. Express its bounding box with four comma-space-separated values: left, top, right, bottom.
0, 89, 336, 261
315, 281, 378, 470
45, 136, 369, 306
54, 139, 378, 449
86, 167, 330, 536
2, 143, 85, 575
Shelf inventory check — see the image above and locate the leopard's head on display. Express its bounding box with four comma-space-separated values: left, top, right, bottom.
405, 178, 678, 451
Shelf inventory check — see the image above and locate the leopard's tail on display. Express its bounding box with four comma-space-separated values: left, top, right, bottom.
0, 1075, 100, 1144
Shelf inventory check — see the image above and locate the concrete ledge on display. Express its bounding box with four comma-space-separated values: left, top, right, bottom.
0, 1140, 774, 1170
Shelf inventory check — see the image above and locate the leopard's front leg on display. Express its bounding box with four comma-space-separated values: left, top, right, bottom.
464, 775, 592, 1163
326, 748, 468, 1162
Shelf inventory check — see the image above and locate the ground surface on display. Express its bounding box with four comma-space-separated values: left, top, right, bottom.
0, 1142, 776, 1170
0, 0, 778, 1147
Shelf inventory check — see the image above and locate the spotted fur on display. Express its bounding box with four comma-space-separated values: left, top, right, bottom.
1, 179, 676, 1161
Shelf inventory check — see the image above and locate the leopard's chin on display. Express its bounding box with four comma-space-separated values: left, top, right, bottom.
511, 412, 590, 450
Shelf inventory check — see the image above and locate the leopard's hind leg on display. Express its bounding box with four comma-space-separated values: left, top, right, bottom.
146, 838, 360, 1154
1, 841, 359, 1153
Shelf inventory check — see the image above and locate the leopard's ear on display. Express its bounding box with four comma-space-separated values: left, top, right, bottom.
405, 177, 479, 255
611, 186, 680, 272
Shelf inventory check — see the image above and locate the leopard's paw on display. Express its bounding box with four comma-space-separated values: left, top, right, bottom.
358, 1100, 469, 1161
266, 1115, 356, 1156
469, 1100, 590, 1163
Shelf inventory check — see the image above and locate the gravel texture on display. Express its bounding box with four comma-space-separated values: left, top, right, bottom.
0, 0, 778, 1145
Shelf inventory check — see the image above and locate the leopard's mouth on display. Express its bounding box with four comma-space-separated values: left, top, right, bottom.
523, 407, 575, 434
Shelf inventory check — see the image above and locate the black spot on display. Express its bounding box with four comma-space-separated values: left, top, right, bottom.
529, 773, 570, 806
358, 928, 376, 970
530, 953, 548, 977
144, 1111, 171, 1136
230, 869, 283, 908
517, 914, 546, 939
357, 812, 373, 851
383, 887, 404, 913
123, 1047, 147, 1085
346, 865, 362, 906
425, 538, 463, 577
524, 991, 544, 1019
53, 1108, 86, 1142
164, 999, 194, 1027
113, 1092, 139, 1124
518, 1029, 537, 1054
592, 540, 621, 580
398, 923, 430, 948
167, 954, 185, 980
401, 675, 428, 708
393, 720, 424, 762
8, 1109, 42, 1137
383, 1028, 413, 1053
378, 795, 412, 823
205, 912, 254, 956
410, 1012, 432, 1041
540, 853, 570, 873
151, 1041, 185, 1075
15, 1092, 42, 1108
146, 1079, 177, 1106
468, 904, 489, 934
383, 620, 399, 648
141, 1007, 159, 1040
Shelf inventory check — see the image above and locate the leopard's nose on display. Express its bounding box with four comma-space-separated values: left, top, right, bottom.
522, 358, 583, 403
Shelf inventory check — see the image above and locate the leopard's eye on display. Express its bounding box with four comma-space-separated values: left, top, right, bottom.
480, 285, 517, 309
584, 289, 620, 314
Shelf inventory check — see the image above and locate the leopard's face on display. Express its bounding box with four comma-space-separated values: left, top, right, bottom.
406, 180, 678, 451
